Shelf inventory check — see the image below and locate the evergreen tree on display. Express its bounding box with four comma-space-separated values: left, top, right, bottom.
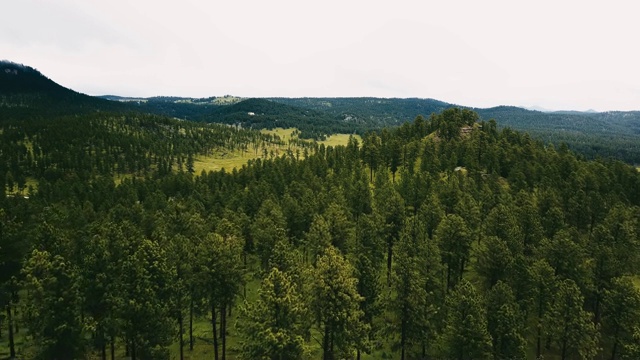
251, 199, 288, 269
353, 213, 385, 359
435, 214, 472, 290
529, 259, 557, 359
361, 132, 381, 181
305, 214, 332, 264
440, 280, 493, 360
238, 267, 310, 360
602, 277, 640, 360
196, 232, 244, 360
476, 235, 515, 288
373, 175, 405, 285
389, 215, 443, 359
22, 249, 86, 359
324, 202, 356, 254
486, 281, 527, 360
545, 279, 599, 360
78, 223, 121, 360
312, 246, 368, 360
116, 238, 175, 359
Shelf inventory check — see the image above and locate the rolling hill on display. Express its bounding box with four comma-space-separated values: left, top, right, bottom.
0, 61, 125, 115
3, 60, 640, 162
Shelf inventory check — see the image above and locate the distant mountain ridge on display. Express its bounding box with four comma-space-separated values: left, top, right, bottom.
3, 60, 640, 161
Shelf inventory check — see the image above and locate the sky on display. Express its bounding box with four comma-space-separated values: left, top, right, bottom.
2, 0, 639, 111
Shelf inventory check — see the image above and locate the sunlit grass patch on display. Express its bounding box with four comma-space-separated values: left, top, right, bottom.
261, 127, 297, 140
6, 177, 38, 196
319, 133, 360, 147
193, 150, 258, 173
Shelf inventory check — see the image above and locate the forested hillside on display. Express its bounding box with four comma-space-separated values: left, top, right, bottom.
103, 96, 371, 140
2, 105, 640, 359
475, 106, 640, 163
270, 98, 640, 164
106, 91, 640, 163
0, 61, 126, 116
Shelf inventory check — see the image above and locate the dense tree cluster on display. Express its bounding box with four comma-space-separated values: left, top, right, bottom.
1, 108, 640, 359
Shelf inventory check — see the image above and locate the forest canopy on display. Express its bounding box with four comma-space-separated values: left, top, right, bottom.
2, 104, 640, 359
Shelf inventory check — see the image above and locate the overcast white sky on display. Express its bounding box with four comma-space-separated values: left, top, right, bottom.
2, 0, 639, 111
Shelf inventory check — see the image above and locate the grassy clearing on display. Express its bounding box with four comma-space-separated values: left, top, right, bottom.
263, 128, 359, 148
192, 128, 296, 174
5, 177, 38, 196
193, 128, 358, 174
261, 127, 297, 140
320, 133, 360, 147
193, 149, 256, 173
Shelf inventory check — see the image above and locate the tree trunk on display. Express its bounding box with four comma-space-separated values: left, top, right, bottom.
7, 304, 16, 359
111, 336, 115, 360
387, 243, 393, 286
190, 298, 194, 351
221, 303, 227, 360
323, 324, 330, 360
400, 317, 406, 360
131, 340, 137, 360
101, 338, 107, 360
178, 309, 185, 360
13, 307, 18, 334
330, 326, 334, 360
536, 326, 542, 359
446, 264, 452, 291
212, 303, 219, 360
536, 297, 543, 359
611, 326, 620, 360
594, 291, 602, 324
243, 253, 248, 298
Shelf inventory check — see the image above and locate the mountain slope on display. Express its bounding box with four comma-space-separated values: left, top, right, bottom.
0, 61, 125, 115
0, 62, 69, 94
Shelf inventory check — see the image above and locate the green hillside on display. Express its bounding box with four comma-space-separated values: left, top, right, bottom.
105, 93, 640, 163
2, 102, 640, 359
0, 61, 127, 115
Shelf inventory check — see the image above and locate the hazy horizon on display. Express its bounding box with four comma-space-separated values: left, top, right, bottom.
2, 0, 639, 112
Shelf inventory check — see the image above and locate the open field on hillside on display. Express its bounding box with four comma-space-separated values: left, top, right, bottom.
262, 128, 360, 147
320, 133, 361, 147
191, 128, 359, 174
